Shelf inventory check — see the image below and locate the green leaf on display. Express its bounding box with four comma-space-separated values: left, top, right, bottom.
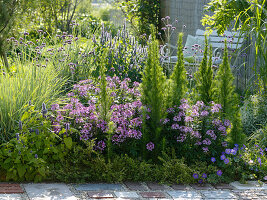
64, 137, 72, 149
21, 111, 30, 121
38, 167, 46, 177
17, 165, 26, 178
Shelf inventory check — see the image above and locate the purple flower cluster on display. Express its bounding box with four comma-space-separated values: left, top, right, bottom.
163, 99, 230, 154
50, 76, 143, 152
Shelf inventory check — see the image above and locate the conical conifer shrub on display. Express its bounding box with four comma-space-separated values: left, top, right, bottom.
169, 33, 188, 107
194, 36, 214, 104
141, 26, 166, 158
214, 41, 246, 145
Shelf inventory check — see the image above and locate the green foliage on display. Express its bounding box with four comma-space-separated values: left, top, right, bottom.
202, 0, 267, 92
141, 26, 166, 158
0, 64, 65, 143
169, 33, 188, 107
194, 36, 214, 104
214, 41, 246, 145
118, 0, 161, 36
0, 105, 61, 182
249, 123, 267, 148
0, 102, 95, 182
98, 50, 112, 122
241, 94, 267, 136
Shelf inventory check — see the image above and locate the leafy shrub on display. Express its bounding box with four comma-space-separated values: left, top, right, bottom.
211, 144, 267, 183
0, 102, 95, 182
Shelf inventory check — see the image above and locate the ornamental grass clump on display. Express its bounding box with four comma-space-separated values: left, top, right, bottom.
0, 64, 65, 143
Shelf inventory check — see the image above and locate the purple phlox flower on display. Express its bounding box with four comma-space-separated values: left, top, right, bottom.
173, 115, 181, 122
202, 173, 207, 178
218, 126, 226, 133
177, 134, 186, 142
221, 141, 228, 147
211, 104, 222, 113
162, 118, 170, 124
263, 176, 267, 181
212, 119, 221, 126
217, 170, 223, 176
202, 147, 209, 153
224, 119, 231, 127
56, 114, 64, 122
53, 122, 61, 133
200, 110, 209, 117
191, 131, 201, 139
179, 103, 190, 110
166, 107, 175, 113
185, 116, 193, 122
193, 173, 199, 179
146, 142, 154, 151
220, 155, 226, 160
211, 157, 216, 163
224, 158, 230, 164
171, 123, 180, 130
95, 140, 106, 152
202, 138, 211, 145
35, 154, 38, 158
195, 141, 202, 145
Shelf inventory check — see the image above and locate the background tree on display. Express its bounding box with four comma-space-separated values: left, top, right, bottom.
0, 0, 18, 70
116, 0, 161, 36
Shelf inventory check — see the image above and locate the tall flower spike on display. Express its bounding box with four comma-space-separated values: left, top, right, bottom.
19, 121, 22, 130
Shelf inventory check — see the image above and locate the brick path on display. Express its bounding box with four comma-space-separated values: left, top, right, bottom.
0, 181, 266, 199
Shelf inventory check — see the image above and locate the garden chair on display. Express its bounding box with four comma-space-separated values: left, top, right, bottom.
162, 29, 244, 67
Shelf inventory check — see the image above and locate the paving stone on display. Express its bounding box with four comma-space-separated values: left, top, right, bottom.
190, 184, 214, 190
201, 190, 237, 199
233, 190, 267, 199
75, 183, 123, 191
0, 183, 24, 194
146, 182, 166, 190
87, 191, 114, 198
0, 194, 23, 200
170, 184, 191, 190
140, 192, 166, 198
114, 191, 139, 198
230, 181, 267, 190
124, 182, 147, 191
23, 183, 77, 200
213, 183, 235, 190
167, 191, 202, 199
